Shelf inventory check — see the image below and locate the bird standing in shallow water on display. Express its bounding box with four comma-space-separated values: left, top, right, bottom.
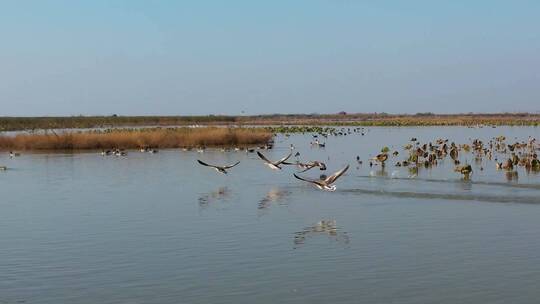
372, 153, 388, 167
454, 164, 473, 179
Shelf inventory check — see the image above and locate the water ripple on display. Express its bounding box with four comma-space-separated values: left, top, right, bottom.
342, 188, 540, 204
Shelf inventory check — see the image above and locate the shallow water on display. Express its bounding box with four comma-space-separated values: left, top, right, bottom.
1, 126, 540, 304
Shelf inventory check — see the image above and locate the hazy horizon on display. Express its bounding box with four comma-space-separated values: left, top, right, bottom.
1, 1, 539, 116
0, 111, 540, 118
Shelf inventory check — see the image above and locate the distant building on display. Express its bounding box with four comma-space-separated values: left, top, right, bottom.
338, 111, 347, 115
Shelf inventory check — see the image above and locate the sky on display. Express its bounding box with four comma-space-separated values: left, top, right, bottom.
0, 0, 539, 116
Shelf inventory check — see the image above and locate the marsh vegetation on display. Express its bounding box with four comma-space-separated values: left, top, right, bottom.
0, 127, 272, 151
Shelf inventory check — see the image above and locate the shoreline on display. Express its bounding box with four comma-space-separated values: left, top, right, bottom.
1, 113, 539, 132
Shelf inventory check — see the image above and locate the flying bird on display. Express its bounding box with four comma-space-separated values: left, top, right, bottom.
283, 160, 327, 172
257, 151, 292, 170
197, 160, 240, 174
294, 165, 349, 191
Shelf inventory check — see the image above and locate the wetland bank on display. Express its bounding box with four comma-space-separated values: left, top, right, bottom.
1, 113, 539, 132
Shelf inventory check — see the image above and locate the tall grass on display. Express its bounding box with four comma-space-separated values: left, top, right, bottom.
0, 128, 272, 151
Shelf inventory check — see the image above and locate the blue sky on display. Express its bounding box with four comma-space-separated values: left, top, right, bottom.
0, 0, 538, 116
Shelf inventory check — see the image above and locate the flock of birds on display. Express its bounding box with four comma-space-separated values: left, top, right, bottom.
385, 134, 540, 180
197, 149, 350, 192
3, 128, 539, 190
194, 130, 540, 191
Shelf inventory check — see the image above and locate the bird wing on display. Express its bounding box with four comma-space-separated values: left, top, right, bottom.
324, 165, 350, 184
281, 161, 297, 165
257, 151, 273, 164
315, 161, 327, 170
276, 152, 293, 164
223, 161, 240, 169
197, 159, 216, 168
298, 164, 316, 173
198, 159, 223, 169
293, 173, 324, 187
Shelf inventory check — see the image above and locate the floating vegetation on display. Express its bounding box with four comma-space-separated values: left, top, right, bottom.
364, 131, 540, 181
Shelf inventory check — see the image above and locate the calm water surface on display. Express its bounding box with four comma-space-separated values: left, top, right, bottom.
1, 126, 540, 304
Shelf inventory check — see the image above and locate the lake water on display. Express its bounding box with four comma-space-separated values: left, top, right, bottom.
1, 126, 540, 304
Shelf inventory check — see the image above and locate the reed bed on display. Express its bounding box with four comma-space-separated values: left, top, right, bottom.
0, 128, 272, 151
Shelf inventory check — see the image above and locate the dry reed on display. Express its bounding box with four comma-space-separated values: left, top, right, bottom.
0, 128, 272, 151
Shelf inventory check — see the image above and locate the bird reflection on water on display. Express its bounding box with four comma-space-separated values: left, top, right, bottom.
198, 187, 230, 209
369, 167, 388, 178
258, 188, 290, 211
293, 220, 350, 249
505, 171, 519, 182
